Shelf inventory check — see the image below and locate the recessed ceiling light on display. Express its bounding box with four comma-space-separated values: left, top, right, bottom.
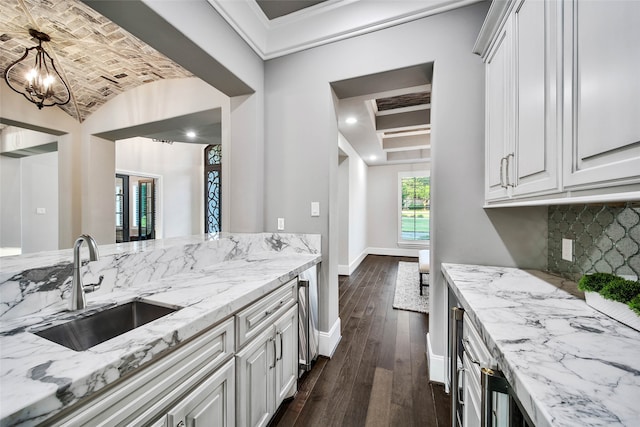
369, 155, 377, 161
345, 117, 357, 125
186, 131, 196, 138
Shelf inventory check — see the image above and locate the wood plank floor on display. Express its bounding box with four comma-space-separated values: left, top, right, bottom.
272, 255, 451, 427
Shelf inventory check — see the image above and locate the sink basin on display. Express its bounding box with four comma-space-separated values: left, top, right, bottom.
34, 301, 180, 351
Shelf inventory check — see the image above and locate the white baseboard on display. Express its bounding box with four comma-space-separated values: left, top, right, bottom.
427, 332, 445, 385
338, 264, 350, 275
318, 317, 341, 358
368, 247, 421, 258
338, 249, 368, 276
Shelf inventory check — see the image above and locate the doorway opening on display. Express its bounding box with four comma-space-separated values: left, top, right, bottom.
116, 173, 157, 242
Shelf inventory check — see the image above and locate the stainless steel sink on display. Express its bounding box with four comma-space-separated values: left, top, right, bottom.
34, 301, 180, 351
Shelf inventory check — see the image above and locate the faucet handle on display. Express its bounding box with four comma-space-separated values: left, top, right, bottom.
84, 275, 104, 293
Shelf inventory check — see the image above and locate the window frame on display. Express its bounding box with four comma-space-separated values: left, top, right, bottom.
397, 170, 430, 248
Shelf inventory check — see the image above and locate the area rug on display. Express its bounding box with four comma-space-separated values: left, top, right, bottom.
393, 261, 429, 313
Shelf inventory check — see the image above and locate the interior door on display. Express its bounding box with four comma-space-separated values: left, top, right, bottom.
137, 179, 155, 240
115, 174, 130, 243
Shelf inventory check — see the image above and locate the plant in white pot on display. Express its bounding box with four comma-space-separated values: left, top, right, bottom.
578, 273, 640, 332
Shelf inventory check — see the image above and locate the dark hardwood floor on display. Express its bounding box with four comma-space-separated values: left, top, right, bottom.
273, 255, 451, 427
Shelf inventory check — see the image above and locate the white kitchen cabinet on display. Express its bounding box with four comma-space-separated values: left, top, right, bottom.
511, 0, 559, 197
51, 318, 235, 426
485, 24, 511, 201
164, 359, 235, 427
462, 352, 481, 427
274, 303, 298, 405
236, 326, 274, 427
562, 0, 640, 189
477, 0, 640, 206
236, 304, 298, 427
483, 0, 559, 202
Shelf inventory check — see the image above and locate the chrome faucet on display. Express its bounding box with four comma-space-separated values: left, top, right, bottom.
70, 234, 104, 310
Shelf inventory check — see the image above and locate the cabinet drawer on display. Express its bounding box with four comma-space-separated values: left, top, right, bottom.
463, 317, 492, 368
52, 318, 235, 426
236, 279, 297, 348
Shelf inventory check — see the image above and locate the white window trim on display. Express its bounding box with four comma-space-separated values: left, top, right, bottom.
398, 170, 430, 248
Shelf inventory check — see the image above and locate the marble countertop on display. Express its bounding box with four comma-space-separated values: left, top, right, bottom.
0, 233, 321, 426
442, 263, 640, 427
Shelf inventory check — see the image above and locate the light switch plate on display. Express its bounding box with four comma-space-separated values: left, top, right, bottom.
277, 218, 285, 231
36, 207, 46, 215
311, 202, 320, 217
562, 238, 573, 261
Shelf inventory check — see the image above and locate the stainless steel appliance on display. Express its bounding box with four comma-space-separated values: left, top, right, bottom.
480, 368, 533, 427
298, 265, 319, 377
450, 305, 533, 427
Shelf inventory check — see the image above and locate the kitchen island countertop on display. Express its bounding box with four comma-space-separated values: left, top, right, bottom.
0, 233, 321, 426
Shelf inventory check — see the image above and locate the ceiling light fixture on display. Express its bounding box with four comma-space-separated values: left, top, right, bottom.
186, 131, 197, 138
345, 117, 357, 125
152, 138, 174, 145
4, 29, 71, 110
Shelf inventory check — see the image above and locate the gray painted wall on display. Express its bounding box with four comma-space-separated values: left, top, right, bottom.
20, 152, 59, 253
367, 163, 429, 252
265, 2, 548, 358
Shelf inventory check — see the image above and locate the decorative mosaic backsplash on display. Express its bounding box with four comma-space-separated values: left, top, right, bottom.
548, 202, 640, 281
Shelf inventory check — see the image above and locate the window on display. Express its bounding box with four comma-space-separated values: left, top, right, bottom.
205, 144, 222, 233
398, 172, 430, 244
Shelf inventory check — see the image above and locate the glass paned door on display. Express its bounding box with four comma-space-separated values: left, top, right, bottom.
138, 180, 155, 240
115, 174, 130, 243
205, 144, 222, 233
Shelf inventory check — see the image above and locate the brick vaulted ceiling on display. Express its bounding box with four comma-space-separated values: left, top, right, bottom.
0, 0, 193, 122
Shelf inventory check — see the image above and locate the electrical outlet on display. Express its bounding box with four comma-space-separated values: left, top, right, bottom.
277, 218, 285, 231
562, 238, 573, 261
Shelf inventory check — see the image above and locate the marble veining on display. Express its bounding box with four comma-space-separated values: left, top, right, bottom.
442, 263, 640, 427
0, 233, 321, 426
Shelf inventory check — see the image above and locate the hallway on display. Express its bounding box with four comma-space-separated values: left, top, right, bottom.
274, 255, 450, 426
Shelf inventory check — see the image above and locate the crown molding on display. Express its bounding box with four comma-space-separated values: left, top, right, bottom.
208, 0, 483, 60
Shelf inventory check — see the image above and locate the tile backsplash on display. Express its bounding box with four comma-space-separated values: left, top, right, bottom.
548, 202, 640, 281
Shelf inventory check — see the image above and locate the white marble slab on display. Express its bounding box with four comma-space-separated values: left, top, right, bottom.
442, 263, 640, 427
0, 233, 321, 426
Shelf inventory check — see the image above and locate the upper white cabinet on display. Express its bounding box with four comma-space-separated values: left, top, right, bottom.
512, 0, 559, 197
562, 0, 640, 189
484, 0, 559, 202
477, 0, 640, 205
485, 24, 511, 201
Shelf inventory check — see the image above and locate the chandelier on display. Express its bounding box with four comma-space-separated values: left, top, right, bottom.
4, 29, 71, 110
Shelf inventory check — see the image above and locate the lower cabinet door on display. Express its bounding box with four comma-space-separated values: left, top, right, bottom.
274, 304, 298, 407
165, 358, 235, 427
236, 328, 275, 427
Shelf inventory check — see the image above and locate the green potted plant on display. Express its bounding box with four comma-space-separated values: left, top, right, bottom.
578, 273, 640, 331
